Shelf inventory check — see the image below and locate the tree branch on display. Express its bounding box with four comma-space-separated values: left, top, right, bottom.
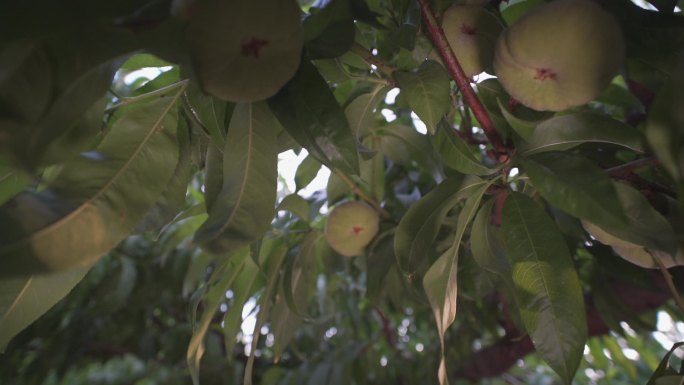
417, 0, 508, 159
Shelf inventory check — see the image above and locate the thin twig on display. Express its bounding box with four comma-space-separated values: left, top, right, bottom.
651, 253, 684, 317
606, 157, 660, 178
417, 0, 508, 159
350, 42, 398, 78
335, 169, 393, 221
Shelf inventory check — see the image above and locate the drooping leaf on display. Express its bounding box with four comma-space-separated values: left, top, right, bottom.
194, 102, 278, 255
137, 114, 197, 233
272, 232, 320, 358
582, 183, 682, 268
203, 143, 223, 213
277, 194, 310, 221
376, 123, 442, 180
0, 265, 91, 352
244, 240, 288, 385
0, 160, 29, 206
269, 58, 359, 175
520, 152, 628, 230
497, 99, 538, 140
435, 125, 495, 176
423, 179, 491, 385
0, 81, 186, 277
366, 229, 397, 302
303, 0, 356, 59
645, 84, 684, 182
187, 248, 250, 385
222, 257, 263, 363
470, 197, 512, 283
295, 154, 322, 192
395, 176, 487, 276
647, 342, 684, 385
345, 85, 390, 139
394, 60, 450, 135
518, 112, 645, 156
184, 81, 230, 149
501, 192, 587, 385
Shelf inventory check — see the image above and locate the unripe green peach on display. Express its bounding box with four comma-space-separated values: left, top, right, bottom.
493, 0, 624, 111
441, 4, 503, 78
187, 0, 303, 102
325, 201, 380, 257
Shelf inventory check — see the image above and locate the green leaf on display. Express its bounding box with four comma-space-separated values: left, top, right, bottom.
0, 161, 29, 206
646, 84, 684, 182
203, 143, 223, 213
282, 232, 319, 316
244, 240, 288, 385
435, 125, 495, 176
471, 198, 511, 281
345, 85, 390, 139
422, 179, 491, 385
395, 176, 487, 276
376, 123, 442, 179
272, 232, 320, 358
518, 112, 645, 156
501, 192, 587, 384
647, 342, 684, 385
303, 0, 356, 59
222, 257, 263, 364
583, 183, 681, 268
277, 194, 310, 222
520, 152, 628, 230
295, 154, 322, 192
0, 265, 90, 352
0, 81, 186, 277
194, 102, 278, 255
366, 229, 396, 302
394, 60, 450, 135
497, 99, 538, 140
119, 53, 172, 70
184, 82, 228, 149
187, 248, 250, 385
269, 58, 359, 175
137, 115, 197, 233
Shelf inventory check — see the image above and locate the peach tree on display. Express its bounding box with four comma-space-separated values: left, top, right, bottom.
1, 0, 683, 384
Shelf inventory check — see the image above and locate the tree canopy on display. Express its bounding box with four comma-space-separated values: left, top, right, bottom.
1, 0, 684, 384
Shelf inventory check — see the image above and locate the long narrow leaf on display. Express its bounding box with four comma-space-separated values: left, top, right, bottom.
0, 81, 187, 277
194, 102, 278, 255
0, 266, 90, 352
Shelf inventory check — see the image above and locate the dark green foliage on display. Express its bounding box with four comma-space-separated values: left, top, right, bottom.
1, 1, 683, 385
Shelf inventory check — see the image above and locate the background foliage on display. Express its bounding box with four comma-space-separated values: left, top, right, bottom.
1, 0, 684, 384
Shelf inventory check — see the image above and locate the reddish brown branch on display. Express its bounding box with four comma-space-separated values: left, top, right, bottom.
374, 306, 399, 351
417, 0, 508, 158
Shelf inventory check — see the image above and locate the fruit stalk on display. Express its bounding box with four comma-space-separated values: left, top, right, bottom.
417, 0, 508, 158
